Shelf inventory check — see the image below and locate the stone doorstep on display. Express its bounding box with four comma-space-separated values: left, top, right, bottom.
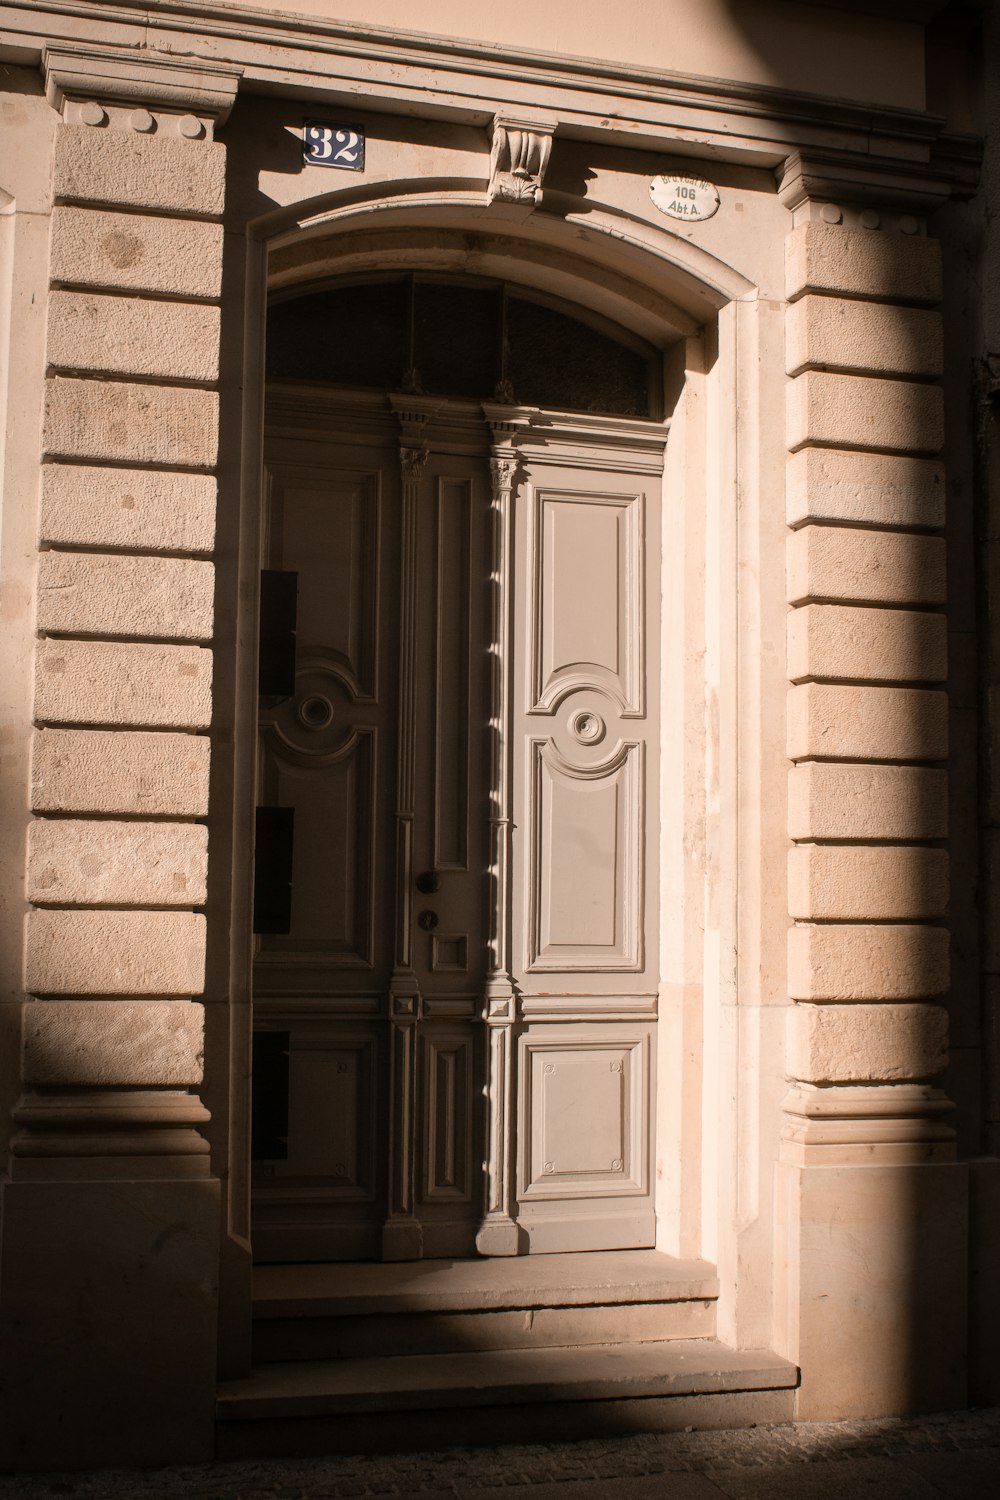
252, 1250, 719, 1318
217, 1339, 799, 1422
253, 1300, 717, 1363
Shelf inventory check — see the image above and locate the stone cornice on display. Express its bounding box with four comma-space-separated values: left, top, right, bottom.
43, 42, 242, 120
1, 0, 977, 197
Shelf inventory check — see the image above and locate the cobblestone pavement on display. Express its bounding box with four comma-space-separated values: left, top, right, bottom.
3, 1410, 1000, 1500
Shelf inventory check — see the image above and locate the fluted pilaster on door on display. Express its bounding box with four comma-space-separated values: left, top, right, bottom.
476, 416, 525, 1256
381, 401, 432, 1261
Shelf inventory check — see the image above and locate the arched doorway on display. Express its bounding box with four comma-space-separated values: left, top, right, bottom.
245, 249, 708, 1266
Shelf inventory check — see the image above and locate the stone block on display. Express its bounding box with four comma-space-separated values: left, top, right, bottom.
788, 1003, 949, 1083
787, 371, 944, 455
0, 1179, 219, 1468
40, 465, 216, 555
787, 603, 946, 683
27, 820, 208, 907
788, 762, 947, 840
53, 126, 226, 216
786, 448, 945, 530
22, 998, 204, 1084
788, 923, 949, 1001
785, 222, 943, 305
37, 553, 214, 641
787, 527, 946, 607
25, 910, 206, 996
34, 639, 212, 729
788, 844, 949, 921
50, 206, 224, 299
787, 683, 948, 762
777, 1159, 966, 1420
786, 296, 942, 380
47, 291, 220, 384
31, 729, 210, 816
43, 378, 218, 468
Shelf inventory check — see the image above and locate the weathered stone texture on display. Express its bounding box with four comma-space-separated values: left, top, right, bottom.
787, 527, 946, 606
34, 639, 212, 729
787, 372, 944, 454
22, 999, 204, 1086
40, 465, 216, 554
788, 923, 950, 1001
788, 844, 949, 921
25, 910, 206, 994
787, 603, 946, 683
43, 378, 218, 468
788, 762, 947, 841
27, 820, 208, 906
786, 296, 942, 380
785, 222, 943, 305
786, 448, 945, 530
50, 207, 224, 298
37, 553, 214, 641
47, 291, 220, 383
787, 683, 948, 762
31, 729, 210, 816
53, 126, 226, 216
788, 1002, 949, 1083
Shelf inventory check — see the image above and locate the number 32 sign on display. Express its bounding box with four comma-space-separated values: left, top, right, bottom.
303, 121, 365, 171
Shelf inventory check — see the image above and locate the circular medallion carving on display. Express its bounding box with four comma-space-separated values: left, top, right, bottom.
296, 694, 334, 731
570, 709, 606, 745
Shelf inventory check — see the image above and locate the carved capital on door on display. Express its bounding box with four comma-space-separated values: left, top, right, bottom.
488, 116, 555, 207
399, 445, 429, 484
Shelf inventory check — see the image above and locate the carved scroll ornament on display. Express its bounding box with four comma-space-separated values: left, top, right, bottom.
488, 116, 555, 206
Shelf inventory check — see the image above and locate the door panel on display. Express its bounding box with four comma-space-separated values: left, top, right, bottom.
507, 421, 663, 1253
253, 397, 488, 1261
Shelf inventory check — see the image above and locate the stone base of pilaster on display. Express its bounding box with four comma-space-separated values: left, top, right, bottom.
775, 1157, 968, 1419
0, 1176, 220, 1470
968, 1156, 1000, 1405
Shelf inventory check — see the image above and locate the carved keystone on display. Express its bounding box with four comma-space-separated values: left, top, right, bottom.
488, 116, 555, 207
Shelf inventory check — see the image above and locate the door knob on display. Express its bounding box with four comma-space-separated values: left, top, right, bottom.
417, 909, 439, 931
416, 871, 440, 894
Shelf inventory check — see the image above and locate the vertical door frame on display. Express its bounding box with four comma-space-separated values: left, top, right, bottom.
217, 201, 779, 1372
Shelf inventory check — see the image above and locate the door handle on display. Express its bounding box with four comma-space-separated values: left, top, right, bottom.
415, 871, 440, 894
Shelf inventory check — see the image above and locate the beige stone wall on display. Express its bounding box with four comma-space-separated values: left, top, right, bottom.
784, 216, 950, 1090
23, 105, 224, 1120
778, 207, 969, 1417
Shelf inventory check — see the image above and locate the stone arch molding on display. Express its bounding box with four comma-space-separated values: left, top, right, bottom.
241, 163, 767, 1272
257, 179, 758, 339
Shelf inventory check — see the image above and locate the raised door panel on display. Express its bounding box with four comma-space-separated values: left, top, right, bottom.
253, 422, 399, 1262
509, 423, 663, 1253
256, 453, 398, 995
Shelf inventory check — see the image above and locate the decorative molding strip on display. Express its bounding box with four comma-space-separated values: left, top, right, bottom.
777, 148, 963, 214
43, 42, 242, 122
2, 2, 974, 193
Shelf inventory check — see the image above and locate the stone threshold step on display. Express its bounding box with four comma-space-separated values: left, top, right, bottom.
218, 1338, 796, 1421
253, 1250, 718, 1319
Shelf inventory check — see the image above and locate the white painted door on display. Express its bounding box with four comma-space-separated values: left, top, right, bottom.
478, 409, 664, 1254
252, 391, 663, 1261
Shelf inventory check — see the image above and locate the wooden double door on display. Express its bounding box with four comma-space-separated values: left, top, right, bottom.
252, 388, 664, 1262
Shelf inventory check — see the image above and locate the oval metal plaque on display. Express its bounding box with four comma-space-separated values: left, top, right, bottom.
649, 175, 721, 223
